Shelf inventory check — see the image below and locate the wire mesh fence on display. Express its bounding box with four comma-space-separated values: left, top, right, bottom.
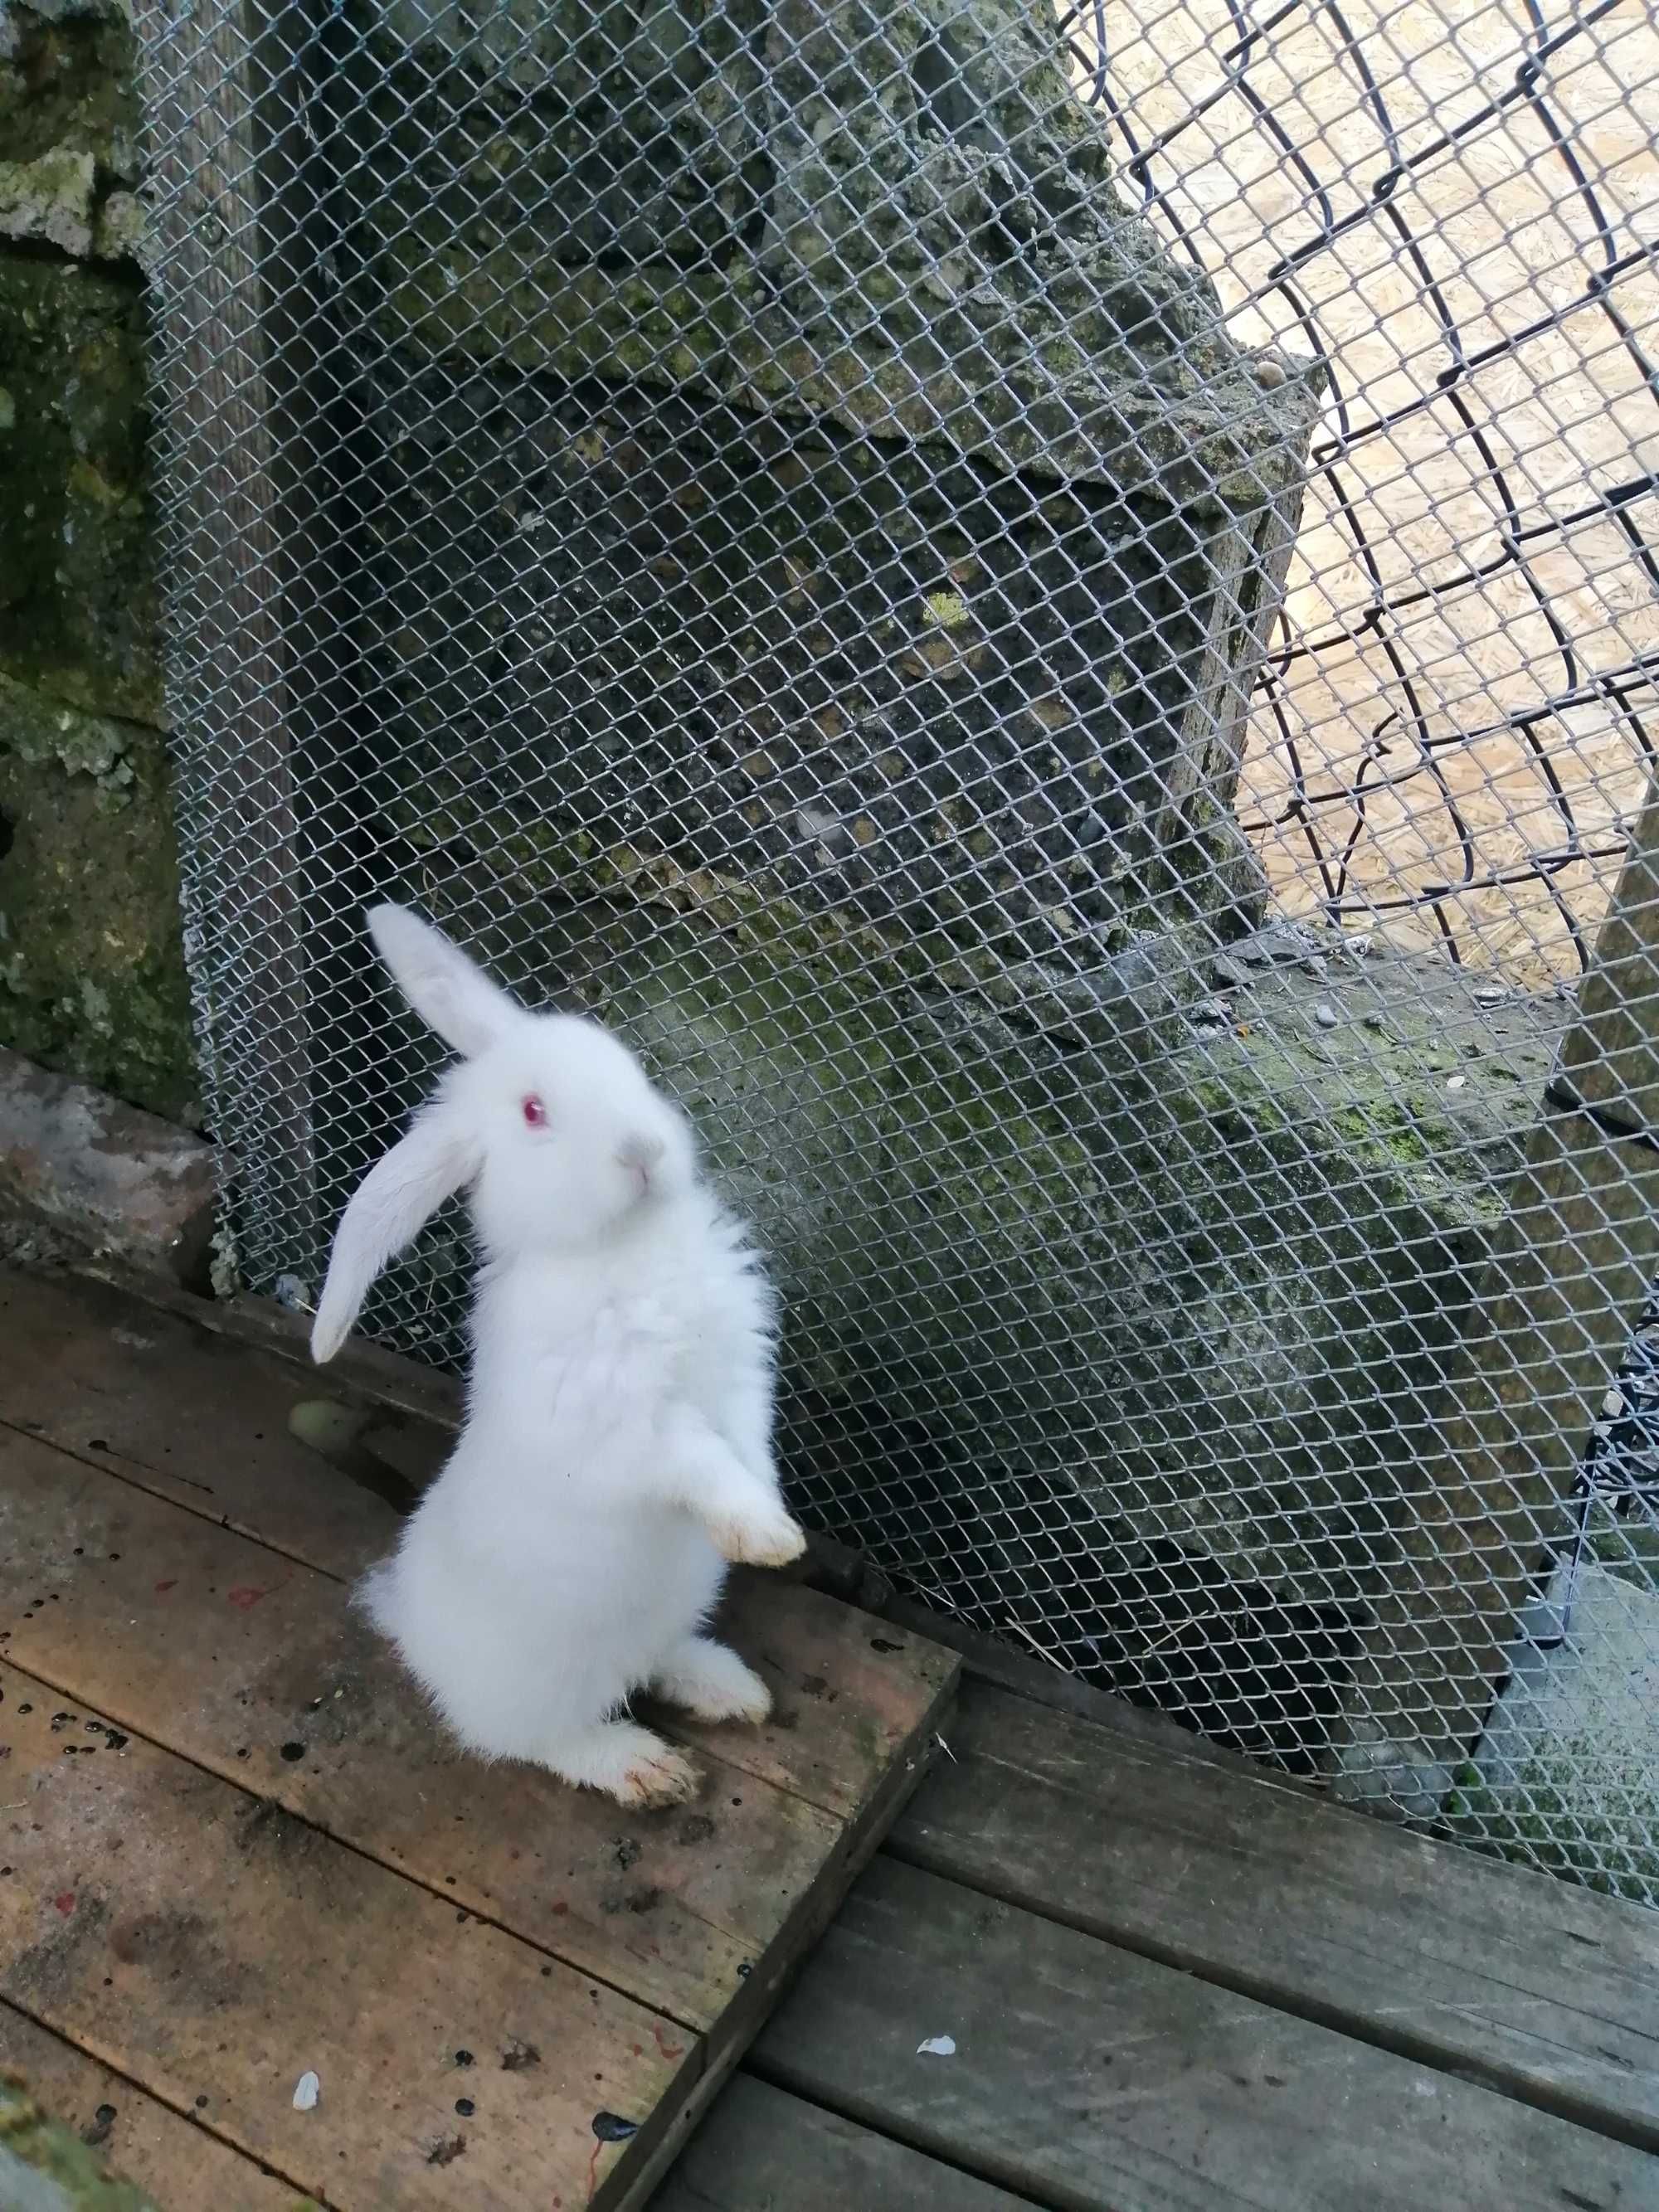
134, 0, 1659, 1901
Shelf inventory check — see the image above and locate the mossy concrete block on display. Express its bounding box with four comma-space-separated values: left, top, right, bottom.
341, 852, 1564, 1740
0, 1, 143, 260
1449, 1560, 1659, 1903
0, 147, 97, 255
360, 0, 1321, 508
343, 0, 1313, 965
0, 671, 196, 1121
0, 2, 138, 169
0, 1043, 213, 1281
0, 253, 158, 723
358, 365, 1275, 960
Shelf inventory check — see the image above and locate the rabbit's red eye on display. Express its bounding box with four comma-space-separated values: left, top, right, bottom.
521, 1095, 547, 1129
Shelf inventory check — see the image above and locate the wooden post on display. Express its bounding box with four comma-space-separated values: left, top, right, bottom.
131, 0, 333, 1283
1554, 777, 1659, 1139
1335, 782, 1659, 1814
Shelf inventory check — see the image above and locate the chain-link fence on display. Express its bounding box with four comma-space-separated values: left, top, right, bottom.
135, 0, 1659, 1903
1065, 0, 1659, 989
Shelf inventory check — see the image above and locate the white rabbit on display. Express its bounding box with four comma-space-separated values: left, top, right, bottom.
309, 902, 805, 1808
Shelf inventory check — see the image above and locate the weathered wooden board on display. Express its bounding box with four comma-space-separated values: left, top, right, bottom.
0, 1269, 956, 1826
0, 1423, 836, 2031
651, 2075, 1039, 2212
0, 1266, 437, 1579
0, 1267, 957, 2210
754, 1855, 1659, 2212
1337, 1108, 1659, 1806
0, 1659, 692, 2211
0, 2002, 301, 2211
893, 1680, 1659, 2151
0, 1423, 957, 2040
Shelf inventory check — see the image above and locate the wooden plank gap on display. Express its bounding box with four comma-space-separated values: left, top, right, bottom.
737, 2055, 1068, 2212
653, 2073, 1048, 2212
0, 1414, 363, 1596
883, 1819, 1659, 2160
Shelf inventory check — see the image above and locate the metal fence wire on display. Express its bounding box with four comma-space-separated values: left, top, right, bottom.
135, 0, 1659, 1899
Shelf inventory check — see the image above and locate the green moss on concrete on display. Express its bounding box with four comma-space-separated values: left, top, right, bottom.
0, 10, 185, 1127
381, 255, 745, 393
375, 236, 1317, 513
0, 672, 195, 1121
1443, 1761, 1659, 1908
0, 253, 158, 723
362, 0, 1322, 506
353, 820, 1552, 1593
0, 2071, 318, 2209
0, 146, 98, 255
0, 2076, 161, 2211
0, 3, 139, 182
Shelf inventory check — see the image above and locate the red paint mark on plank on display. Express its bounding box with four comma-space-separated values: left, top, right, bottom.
551, 1899, 569, 1916
153, 1580, 177, 1596
226, 1586, 267, 1611
53, 1892, 75, 1915
652, 2024, 684, 2061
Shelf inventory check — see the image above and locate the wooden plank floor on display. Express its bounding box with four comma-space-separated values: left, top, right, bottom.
5, 1266, 1659, 2212
0, 1266, 956, 2210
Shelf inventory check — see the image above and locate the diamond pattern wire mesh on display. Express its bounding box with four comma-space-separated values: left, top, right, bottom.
134, 0, 1659, 1899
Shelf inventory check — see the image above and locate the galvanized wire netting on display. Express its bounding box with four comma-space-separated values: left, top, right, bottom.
136, 0, 1659, 1900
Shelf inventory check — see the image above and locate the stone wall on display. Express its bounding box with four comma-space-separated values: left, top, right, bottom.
0, 0, 196, 1123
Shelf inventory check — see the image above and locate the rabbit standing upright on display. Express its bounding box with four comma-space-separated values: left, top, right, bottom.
309, 903, 805, 1808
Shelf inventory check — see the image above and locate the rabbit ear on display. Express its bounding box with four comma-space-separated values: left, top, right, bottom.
310, 1101, 479, 1364
367, 902, 521, 1059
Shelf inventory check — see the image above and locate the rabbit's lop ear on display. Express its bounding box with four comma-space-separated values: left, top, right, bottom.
367, 902, 521, 1059
310, 1102, 479, 1364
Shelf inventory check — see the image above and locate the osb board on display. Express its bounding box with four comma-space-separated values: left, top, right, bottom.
0, 1276, 957, 2211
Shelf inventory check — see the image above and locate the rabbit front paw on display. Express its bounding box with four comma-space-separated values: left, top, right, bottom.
615, 1741, 703, 1811
707, 1503, 808, 1569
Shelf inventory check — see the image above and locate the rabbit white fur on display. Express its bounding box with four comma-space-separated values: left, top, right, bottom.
310, 902, 805, 1809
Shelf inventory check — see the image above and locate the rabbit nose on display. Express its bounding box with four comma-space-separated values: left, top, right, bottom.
617, 1134, 666, 1176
